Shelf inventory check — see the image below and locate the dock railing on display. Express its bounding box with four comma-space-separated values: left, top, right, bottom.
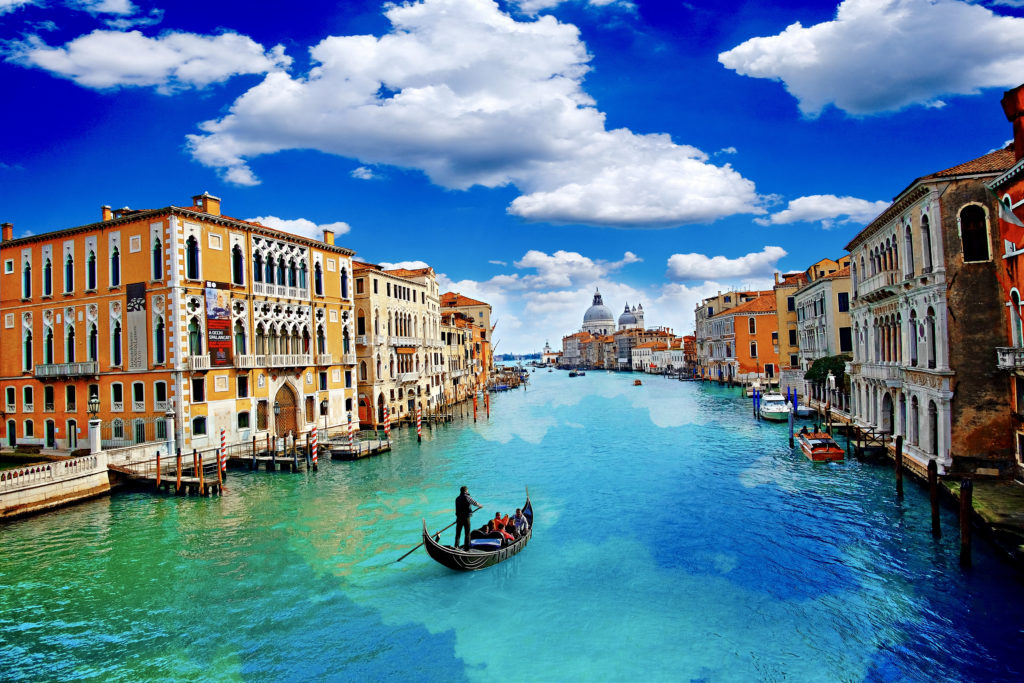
0, 454, 103, 493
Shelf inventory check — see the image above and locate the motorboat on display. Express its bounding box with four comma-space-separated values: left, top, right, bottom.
758, 393, 791, 422
797, 431, 845, 462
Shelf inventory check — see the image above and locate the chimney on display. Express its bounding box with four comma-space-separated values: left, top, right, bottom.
101, 205, 113, 221
192, 192, 222, 216
1, 222, 12, 242
323, 229, 335, 246
1002, 84, 1024, 163
774, 272, 780, 285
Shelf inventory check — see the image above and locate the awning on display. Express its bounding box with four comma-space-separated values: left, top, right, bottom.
396, 347, 416, 354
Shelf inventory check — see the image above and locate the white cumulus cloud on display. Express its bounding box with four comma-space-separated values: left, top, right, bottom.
247, 215, 351, 241
515, 0, 635, 15
8, 29, 291, 92
757, 194, 889, 229
350, 166, 376, 180
186, 0, 761, 228
719, 0, 1024, 116
1, 0, 34, 14
378, 260, 431, 270
666, 246, 787, 282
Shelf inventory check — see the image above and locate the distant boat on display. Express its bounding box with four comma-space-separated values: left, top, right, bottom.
422, 492, 533, 571
633, 379, 642, 386
568, 371, 578, 377
577, 371, 586, 376
759, 394, 791, 422
797, 431, 844, 462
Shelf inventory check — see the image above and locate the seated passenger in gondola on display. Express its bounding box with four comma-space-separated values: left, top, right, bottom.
799, 425, 809, 435
512, 508, 530, 537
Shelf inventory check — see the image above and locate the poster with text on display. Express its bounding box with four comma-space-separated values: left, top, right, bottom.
126, 283, 148, 370
206, 282, 232, 367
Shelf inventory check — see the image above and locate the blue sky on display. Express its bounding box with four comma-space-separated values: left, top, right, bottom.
2, 0, 1024, 353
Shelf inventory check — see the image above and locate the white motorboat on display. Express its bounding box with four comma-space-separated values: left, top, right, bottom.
759, 393, 792, 422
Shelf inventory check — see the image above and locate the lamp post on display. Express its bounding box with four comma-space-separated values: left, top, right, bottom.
320, 398, 328, 434
88, 395, 100, 418
273, 400, 281, 452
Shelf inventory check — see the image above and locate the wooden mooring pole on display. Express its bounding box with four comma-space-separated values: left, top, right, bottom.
155, 451, 161, 488
176, 448, 182, 494
198, 454, 205, 495
928, 459, 941, 538
252, 436, 257, 469
960, 478, 973, 568
895, 435, 904, 497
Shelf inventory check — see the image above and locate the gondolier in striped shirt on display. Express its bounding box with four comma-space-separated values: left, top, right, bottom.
454, 486, 481, 551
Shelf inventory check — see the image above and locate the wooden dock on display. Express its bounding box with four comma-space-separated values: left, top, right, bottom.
109, 454, 224, 496
330, 437, 392, 461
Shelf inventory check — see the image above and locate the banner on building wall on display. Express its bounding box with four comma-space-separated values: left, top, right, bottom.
205, 281, 232, 367
126, 282, 148, 370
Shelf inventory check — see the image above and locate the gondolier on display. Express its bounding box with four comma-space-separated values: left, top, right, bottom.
454, 486, 480, 551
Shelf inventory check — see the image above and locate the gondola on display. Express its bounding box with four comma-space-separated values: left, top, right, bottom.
422, 493, 533, 571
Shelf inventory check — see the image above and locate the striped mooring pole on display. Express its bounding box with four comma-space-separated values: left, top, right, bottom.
219, 429, 227, 473
347, 413, 355, 454
384, 404, 391, 439
311, 426, 319, 469
416, 404, 422, 443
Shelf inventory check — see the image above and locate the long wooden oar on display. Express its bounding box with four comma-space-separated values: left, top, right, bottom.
394, 506, 481, 563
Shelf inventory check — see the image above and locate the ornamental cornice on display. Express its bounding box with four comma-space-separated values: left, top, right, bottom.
988, 158, 1024, 191
845, 184, 932, 252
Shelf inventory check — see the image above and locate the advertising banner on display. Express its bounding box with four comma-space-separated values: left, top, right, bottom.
126, 282, 148, 370
205, 281, 232, 367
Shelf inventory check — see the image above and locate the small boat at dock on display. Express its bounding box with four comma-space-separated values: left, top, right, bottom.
422, 493, 533, 571
569, 371, 578, 377
797, 431, 845, 462
758, 393, 791, 422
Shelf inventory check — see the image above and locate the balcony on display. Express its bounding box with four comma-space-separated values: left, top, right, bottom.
187, 355, 211, 372
997, 347, 1024, 370
317, 353, 334, 366
389, 336, 418, 347
236, 354, 261, 369
859, 363, 902, 387
398, 372, 419, 383
356, 335, 367, 346
341, 352, 356, 365
253, 282, 268, 295
34, 361, 99, 379
269, 353, 312, 368
857, 270, 900, 302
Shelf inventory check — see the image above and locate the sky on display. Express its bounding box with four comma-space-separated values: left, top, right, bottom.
2, 0, 1024, 354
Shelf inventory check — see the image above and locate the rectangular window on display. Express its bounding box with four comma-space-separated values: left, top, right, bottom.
787, 297, 795, 312
319, 371, 328, 391
1017, 377, 1024, 415
21, 387, 31, 412
373, 279, 378, 294
790, 353, 798, 367
387, 282, 391, 297
5, 387, 14, 412
839, 326, 853, 353
238, 412, 250, 430
192, 416, 207, 436
257, 400, 268, 430
345, 370, 352, 388
44, 386, 54, 412
750, 341, 757, 358
66, 385, 76, 412
111, 383, 123, 411
837, 292, 849, 313
192, 377, 205, 402
237, 375, 249, 398
356, 278, 364, 294
155, 381, 167, 409
789, 329, 797, 346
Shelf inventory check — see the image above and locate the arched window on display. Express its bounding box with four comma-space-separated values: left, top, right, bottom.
343, 328, 350, 354
23, 331, 32, 371
188, 318, 201, 356
926, 307, 937, 369
960, 205, 990, 262
921, 215, 933, 271
152, 239, 163, 280
234, 320, 246, 355
299, 262, 307, 289
288, 259, 297, 287
360, 361, 367, 381
43, 327, 54, 364
87, 251, 96, 290
22, 261, 31, 298
910, 396, 920, 445
89, 323, 98, 361
341, 268, 349, 298
43, 258, 52, 297
909, 310, 918, 366
112, 321, 122, 366
255, 324, 266, 355
317, 325, 326, 354
314, 263, 323, 296
110, 247, 120, 287
265, 255, 275, 284
185, 236, 200, 280
276, 258, 285, 285
64, 254, 74, 293
231, 245, 244, 285
154, 317, 165, 364
749, 317, 756, 334
66, 325, 75, 363
1013, 290, 1024, 347
253, 252, 263, 283
904, 225, 915, 276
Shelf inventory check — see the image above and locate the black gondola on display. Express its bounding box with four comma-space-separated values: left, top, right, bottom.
422, 493, 533, 571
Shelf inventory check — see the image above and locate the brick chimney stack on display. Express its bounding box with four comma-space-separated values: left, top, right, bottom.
192, 192, 222, 216
1, 222, 12, 242
1002, 84, 1024, 163
323, 229, 335, 246
101, 205, 113, 221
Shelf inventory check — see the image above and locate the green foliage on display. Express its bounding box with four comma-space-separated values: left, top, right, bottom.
804, 354, 851, 386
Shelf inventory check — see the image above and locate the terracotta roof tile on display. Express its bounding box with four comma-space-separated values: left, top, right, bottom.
722, 293, 776, 315
442, 292, 488, 307
927, 146, 1015, 179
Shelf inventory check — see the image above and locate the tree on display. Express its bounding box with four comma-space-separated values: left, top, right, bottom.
804, 354, 851, 389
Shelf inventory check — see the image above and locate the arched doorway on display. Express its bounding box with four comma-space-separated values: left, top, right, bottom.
67, 419, 78, 450
377, 393, 386, 424
45, 419, 56, 449
6, 419, 15, 448
358, 395, 371, 425
274, 383, 298, 437
881, 391, 894, 434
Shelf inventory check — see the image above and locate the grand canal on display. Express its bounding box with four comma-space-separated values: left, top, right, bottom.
2, 370, 1024, 681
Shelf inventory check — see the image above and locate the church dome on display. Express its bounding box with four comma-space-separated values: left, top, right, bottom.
618, 303, 637, 326
583, 289, 614, 327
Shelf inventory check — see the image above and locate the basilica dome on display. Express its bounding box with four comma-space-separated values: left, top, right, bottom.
582, 289, 615, 333
618, 304, 637, 327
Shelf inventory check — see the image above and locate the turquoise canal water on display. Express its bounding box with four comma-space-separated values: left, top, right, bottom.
3, 371, 1024, 681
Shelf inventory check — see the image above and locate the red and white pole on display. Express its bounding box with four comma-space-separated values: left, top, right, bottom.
416, 404, 422, 443
219, 429, 227, 472
347, 413, 355, 454
311, 425, 318, 468
384, 404, 391, 439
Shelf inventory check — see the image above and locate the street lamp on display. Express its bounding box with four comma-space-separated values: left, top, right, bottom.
320, 398, 329, 433
273, 401, 281, 417
87, 395, 101, 418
